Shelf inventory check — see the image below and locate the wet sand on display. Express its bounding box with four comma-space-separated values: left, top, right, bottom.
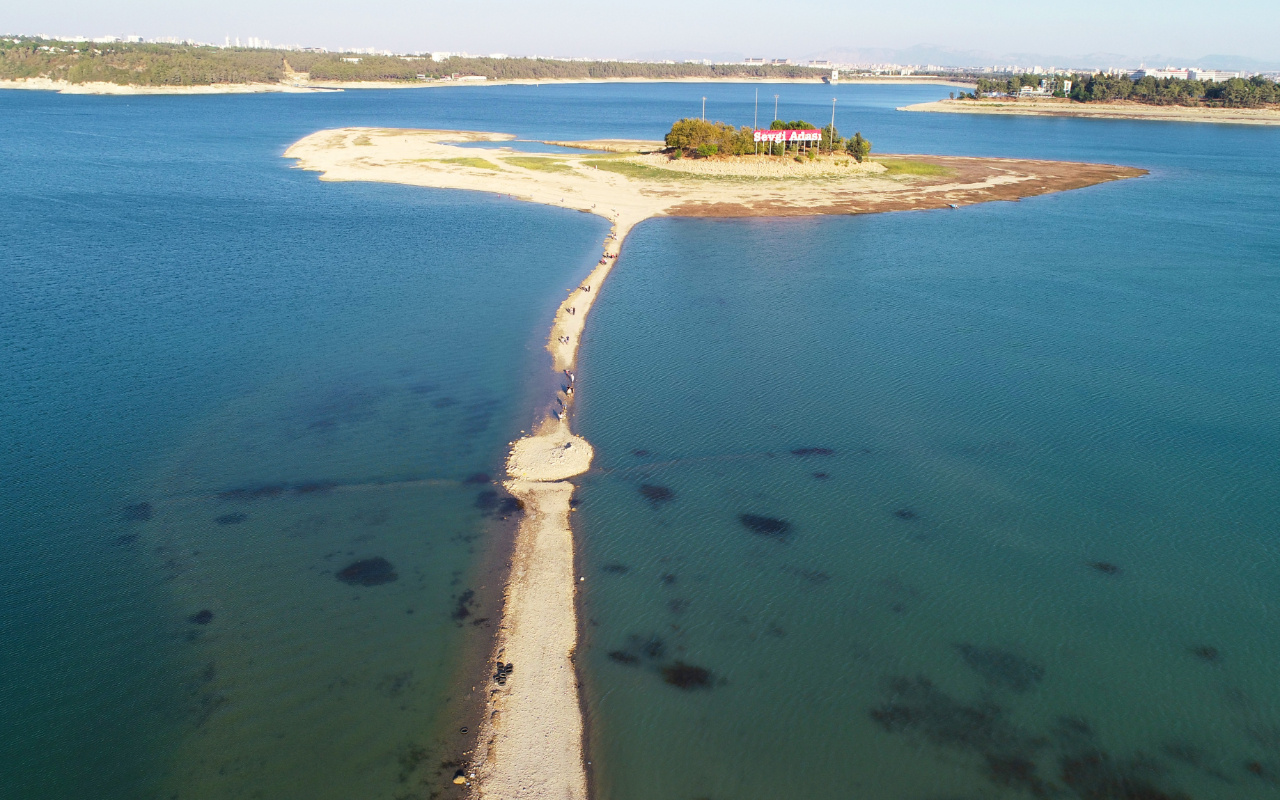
284, 128, 1143, 799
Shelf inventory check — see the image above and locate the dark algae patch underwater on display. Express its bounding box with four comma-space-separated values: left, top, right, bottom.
336, 557, 398, 586
868, 675, 1224, 798
738, 514, 791, 538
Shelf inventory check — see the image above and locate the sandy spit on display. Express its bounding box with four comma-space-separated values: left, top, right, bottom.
282, 127, 1143, 799
473, 478, 584, 799
901, 98, 1280, 126
470, 213, 630, 798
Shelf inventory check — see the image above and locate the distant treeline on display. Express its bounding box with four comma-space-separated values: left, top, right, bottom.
968, 72, 1279, 108
0, 37, 826, 86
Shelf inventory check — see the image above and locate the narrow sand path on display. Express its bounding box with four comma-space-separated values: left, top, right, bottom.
472, 217, 636, 800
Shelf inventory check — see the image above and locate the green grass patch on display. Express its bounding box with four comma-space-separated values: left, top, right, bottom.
503, 156, 574, 173
581, 159, 683, 181
876, 159, 954, 177
439, 157, 502, 170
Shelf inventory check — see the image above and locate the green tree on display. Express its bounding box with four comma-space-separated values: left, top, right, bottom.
846, 132, 871, 162
664, 118, 756, 157
820, 123, 842, 152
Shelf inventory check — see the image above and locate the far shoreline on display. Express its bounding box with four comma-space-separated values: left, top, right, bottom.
901, 97, 1280, 126
0, 75, 973, 96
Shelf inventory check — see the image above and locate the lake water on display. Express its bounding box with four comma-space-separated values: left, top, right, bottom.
2, 83, 1278, 800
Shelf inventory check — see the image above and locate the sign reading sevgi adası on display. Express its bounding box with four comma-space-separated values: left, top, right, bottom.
753, 129, 822, 143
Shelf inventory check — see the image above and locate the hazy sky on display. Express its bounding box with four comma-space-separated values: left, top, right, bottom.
10, 0, 1280, 63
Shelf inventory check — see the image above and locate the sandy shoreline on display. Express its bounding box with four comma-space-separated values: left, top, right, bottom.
901, 97, 1280, 126
0, 77, 335, 94
0, 75, 971, 96
284, 127, 1142, 798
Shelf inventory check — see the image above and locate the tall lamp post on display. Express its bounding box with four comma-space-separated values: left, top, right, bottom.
829, 98, 837, 155
701, 96, 706, 120
754, 88, 759, 156
773, 94, 780, 155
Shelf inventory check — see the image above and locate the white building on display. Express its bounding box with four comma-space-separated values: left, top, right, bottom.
1132, 68, 1189, 80
1188, 68, 1240, 82
1133, 67, 1241, 82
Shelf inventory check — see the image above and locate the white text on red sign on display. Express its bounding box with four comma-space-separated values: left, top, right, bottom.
753, 129, 823, 143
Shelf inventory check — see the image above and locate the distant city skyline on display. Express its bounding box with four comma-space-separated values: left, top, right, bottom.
8, 0, 1279, 69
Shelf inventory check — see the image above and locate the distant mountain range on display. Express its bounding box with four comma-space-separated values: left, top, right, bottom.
629, 46, 1280, 72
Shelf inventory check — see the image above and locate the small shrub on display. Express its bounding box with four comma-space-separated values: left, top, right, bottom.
670, 148, 683, 160
695, 143, 718, 158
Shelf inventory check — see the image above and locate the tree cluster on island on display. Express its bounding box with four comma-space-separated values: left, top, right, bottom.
959, 72, 1279, 108
664, 118, 872, 161
0, 37, 830, 86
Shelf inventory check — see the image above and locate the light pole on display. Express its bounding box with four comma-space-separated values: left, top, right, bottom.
754, 88, 759, 155
701, 96, 706, 121
829, 98, 837, 155
773, 94, 780, 155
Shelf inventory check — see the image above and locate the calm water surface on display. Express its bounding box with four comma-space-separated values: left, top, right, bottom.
576, 97, 1280, 800
2, 82, 1277, 800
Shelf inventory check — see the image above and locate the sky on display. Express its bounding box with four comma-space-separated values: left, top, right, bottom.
9, 0, 1280, 67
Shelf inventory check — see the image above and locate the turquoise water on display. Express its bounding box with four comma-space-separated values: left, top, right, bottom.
576, 110, 1280, 798
0, 89, 612, 799
3, 82, 1279, 800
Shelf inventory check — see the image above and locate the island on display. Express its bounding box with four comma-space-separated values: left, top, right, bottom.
284, 125, 1144, 799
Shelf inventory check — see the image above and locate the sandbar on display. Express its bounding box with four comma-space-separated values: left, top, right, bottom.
284, 126, 1143, 799
901, 97, 1280, 126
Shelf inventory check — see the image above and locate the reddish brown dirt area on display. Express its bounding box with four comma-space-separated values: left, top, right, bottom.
665, 155, 1146, 218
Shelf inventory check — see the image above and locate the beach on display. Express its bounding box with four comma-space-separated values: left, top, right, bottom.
0, 75, 972, 96
0, 77, 335, 94
901, 97, 1280, 125
283, 127, 1144, 798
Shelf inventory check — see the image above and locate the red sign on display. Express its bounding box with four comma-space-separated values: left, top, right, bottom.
753, 129, 822, 143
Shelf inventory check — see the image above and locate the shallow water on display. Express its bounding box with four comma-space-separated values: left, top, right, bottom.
575, 116, 1280, 798
0, 88, 609, 799
4, 81, 1278, 800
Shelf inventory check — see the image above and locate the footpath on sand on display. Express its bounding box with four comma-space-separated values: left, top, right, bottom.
467, 221, 626, 800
